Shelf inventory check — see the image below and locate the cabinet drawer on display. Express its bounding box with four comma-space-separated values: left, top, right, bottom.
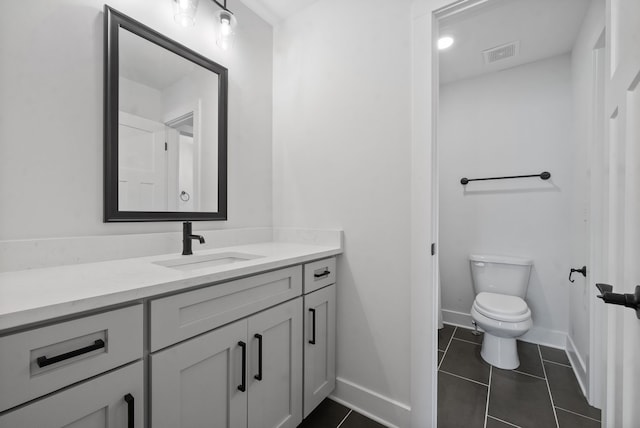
150, 266, 302, 351
0, 304, 143, 413
303, 258, 336, 293
0, 361, 144, 428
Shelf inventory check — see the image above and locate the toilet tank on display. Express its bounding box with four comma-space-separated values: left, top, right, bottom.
469, 254, 533, 297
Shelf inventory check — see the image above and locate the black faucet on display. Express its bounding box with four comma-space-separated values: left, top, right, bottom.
182, 222, 205, 255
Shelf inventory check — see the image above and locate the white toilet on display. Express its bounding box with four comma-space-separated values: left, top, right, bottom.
469, 254, 533, 370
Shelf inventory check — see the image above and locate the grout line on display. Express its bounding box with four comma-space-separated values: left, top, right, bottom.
438, 325, 456, 352
451, 337, 483, 346
438, 326, 457, 370
542, 359, 572, 368
538, 345, 560, 428
483, 365, 492, 428
487, 415, 522, 427
336, 410, 352, 428
439, 369, 489, 387
554, 406, 601, 423
512, 369, 547, 381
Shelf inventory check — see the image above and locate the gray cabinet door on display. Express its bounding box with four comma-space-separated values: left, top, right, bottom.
303, 284, 336, 417
0, 361, 143, 428
151, 319, 248, 428
247, 298, 303, 428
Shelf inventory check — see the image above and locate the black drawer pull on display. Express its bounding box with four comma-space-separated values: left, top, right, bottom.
36, 339, 105, 368
238, 341, 247, 392
124, 393, 134, 428
309, 308, 316, 345
314, 270, 330, 279
254, 334, 263, 381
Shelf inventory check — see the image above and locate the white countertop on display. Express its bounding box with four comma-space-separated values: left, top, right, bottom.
0, 242, 341, 331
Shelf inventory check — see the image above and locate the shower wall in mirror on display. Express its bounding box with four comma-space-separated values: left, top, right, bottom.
105, 6, 228, 222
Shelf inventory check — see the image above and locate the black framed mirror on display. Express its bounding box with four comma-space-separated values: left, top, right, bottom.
104, 6, 227, 222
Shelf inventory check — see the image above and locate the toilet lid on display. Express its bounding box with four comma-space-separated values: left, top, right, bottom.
474, 292, 530, 322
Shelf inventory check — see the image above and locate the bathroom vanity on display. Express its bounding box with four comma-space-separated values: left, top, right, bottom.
0, 241, 340, 428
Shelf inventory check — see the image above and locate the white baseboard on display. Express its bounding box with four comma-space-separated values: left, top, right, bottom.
441, 309, 567, 349
519, 326, 566, 349
330, 377, 411, 428
441, 309, 475, 329
565, 335, 588, 397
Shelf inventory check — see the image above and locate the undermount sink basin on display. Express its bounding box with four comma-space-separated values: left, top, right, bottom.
153, 252, 264, 271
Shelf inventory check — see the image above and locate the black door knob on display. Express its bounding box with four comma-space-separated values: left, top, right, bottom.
595, 283, 640, 319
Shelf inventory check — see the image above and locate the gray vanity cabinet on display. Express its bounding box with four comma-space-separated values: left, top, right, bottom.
0, 305, 144, 428
150, 319, 248, 427
0, 362, 143, 428
302, 256, 337, 417
303, 283, 337, 417
0, 256, 337, 427
151, 297, 303, 428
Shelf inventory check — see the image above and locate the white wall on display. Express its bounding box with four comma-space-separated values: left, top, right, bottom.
0, 0, 272, 240
568, 0, 605, 395
273, 0, 413, 424
119, 77, 163, 121
439, 55, 574, 346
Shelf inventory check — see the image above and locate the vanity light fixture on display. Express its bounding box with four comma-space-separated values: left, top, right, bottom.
173, 0, 199, 27
216, 8, 238, 50
171, 0, 238, 50
438, 36, 454, 50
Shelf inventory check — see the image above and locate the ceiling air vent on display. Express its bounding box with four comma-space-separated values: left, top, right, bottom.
482, 41, 520, 64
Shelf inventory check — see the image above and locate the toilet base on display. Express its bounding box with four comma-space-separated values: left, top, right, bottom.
480, 333, 519, 370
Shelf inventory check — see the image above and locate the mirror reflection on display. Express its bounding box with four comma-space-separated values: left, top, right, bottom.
118, 28, 219, 212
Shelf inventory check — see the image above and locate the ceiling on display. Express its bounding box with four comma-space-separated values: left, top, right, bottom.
239, 0, 320, 25
438, 0, 591, 84
119, 28, 197, 91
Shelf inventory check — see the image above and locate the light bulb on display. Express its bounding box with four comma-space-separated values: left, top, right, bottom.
438, 36, 454, 50
216, 10, 237, 50
221, 17, 231, 36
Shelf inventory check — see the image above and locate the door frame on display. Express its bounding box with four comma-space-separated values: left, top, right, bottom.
587, 31, 607, 409
411, 0, 610, 425
410, 1, 479, 426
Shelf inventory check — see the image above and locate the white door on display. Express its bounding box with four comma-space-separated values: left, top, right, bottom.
602, 0, 640, 426
151, 320, 248, 428
303, 284, 336, 417
247, 298, 303, 428
118, 111, 167, 211
0, 362, 143, 428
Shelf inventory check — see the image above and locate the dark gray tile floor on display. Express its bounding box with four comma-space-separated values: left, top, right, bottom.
298, 398, 388, 428
438, 324, 601, 428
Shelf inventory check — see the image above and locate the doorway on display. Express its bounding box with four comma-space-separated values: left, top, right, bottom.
432, 0, 605, 426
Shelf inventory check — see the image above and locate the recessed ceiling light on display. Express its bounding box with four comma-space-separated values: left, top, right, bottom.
438, 36, 454, 50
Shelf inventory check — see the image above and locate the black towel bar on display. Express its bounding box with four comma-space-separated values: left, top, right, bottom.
460, 171, 551, 185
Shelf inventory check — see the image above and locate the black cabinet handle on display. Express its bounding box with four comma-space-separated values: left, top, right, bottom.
314, 270, 330, 279
124, 393, 134, 428
309, 308, 316, 345
238, 341, 246, 392
254, 334, 263, 381
36, 339, 105, 368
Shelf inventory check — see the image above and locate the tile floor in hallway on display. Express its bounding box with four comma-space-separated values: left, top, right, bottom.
298, 398, 388, 428
438, 324, 601, 428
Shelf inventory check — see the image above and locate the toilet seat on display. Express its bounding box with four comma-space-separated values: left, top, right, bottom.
473, 292, 531, 323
